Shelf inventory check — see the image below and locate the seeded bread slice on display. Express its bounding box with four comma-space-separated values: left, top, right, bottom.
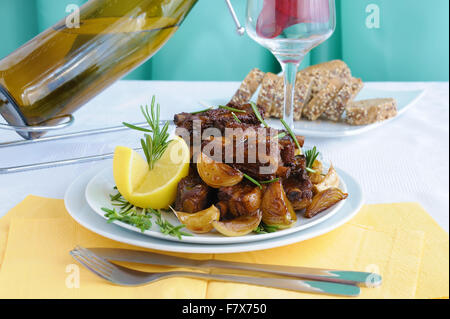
299, 60, 352, 97
293, 75, 313, 120
229, 68, 265, 107
322, 77, 364, 121
257, 72, 284, 117
302, 78, 344, 121
300, 60, 352, 78
257, 73, 313, 119
346, 98, 398, 125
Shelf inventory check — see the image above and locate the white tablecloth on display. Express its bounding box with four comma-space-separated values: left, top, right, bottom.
1, 81, 448, 231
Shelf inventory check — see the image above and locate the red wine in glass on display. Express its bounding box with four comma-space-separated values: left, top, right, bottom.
246, 0, 335, 128
257, 0, 330, 38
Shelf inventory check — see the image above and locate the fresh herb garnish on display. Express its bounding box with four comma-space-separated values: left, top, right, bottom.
276, 132, 287, 139
250, 102, 268, 128
243, 174, 263, 189
243, 175, 279, 188
280, 118, 301, 151
305, 146, 320, 174
231, 112, 242, 123
254, 222, 280, 234
102, 207, 152, 232
191, 107, 213, 114
219, 105, 246, 113
260, 178, 280, 184
123, 96, 171, 170
152, 209, 192, 239
102, 190, 191, 239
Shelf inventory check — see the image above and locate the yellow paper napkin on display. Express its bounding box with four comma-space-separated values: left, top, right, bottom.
0, 196, 448, 299
207, 224, 425, 299
0, 196, 210, 299
0, 218, 209, 299
352, 203, 449, 299
0, 195, 68, 266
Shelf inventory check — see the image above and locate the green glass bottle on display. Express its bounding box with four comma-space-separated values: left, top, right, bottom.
0, 0, 197, 139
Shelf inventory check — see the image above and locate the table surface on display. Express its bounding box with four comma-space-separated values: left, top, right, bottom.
1, 81, 448, 232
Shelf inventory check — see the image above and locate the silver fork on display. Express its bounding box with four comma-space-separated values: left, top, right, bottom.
70, 246, 360, 297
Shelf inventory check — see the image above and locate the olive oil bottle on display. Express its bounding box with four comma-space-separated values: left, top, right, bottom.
0, 0, 197, 139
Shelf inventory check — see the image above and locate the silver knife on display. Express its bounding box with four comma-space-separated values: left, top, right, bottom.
89, 248, 382, 287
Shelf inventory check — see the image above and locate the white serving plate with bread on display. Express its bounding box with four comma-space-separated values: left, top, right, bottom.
226, 60, 426, 138
274, 87, 425, 138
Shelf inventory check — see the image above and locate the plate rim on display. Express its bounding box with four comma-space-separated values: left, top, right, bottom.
64, 166, 364, 254
84, 165, 348, 244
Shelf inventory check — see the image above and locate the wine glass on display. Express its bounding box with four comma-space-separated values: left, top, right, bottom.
246, 0, 336, 128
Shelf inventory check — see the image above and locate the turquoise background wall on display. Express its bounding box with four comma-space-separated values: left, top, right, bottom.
0, 0, 448, 81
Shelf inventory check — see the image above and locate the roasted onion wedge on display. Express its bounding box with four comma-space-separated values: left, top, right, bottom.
171, 205, 220, 233
305, 187, 348, 218
212, 211, 262, 237
313, 164, 340, 193
261, 181, 297, 229
196, 152, 243, 188
308, 160, 325, 184
291, 198, 312, 211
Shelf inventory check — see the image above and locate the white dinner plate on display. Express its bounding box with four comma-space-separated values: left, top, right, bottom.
64, 166, 364, 254
240, 87, 425, 138
85, 165, 348, 244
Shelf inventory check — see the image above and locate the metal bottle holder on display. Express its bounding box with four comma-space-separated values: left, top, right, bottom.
0, 85, 75, 140
0, 0, 245, 174
0, 115, 74, 135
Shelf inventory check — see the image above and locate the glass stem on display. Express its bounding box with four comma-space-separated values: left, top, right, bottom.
281, 62, 300, 129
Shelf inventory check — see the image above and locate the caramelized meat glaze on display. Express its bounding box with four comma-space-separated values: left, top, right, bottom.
174, 103, 314, 227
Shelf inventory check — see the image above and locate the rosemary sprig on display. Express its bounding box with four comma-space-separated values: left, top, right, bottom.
219, 105, 246, 113
191, 107, 213, 114
254, 222, 280, 234
276, 132, 287, 139
280, 118, 301, 151
260, 178, 280, 184
152, 209, 192, 240
101, 203, 153, 233
305, 146, 320, 174
123, 96, 171, 170
231, 112, 242, 123
244, 175, 279, 188
102, 190, 190, 239
243, 174, 262, 189
250, 102, 268, 128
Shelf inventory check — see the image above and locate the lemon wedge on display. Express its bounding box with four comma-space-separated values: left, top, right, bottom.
113, 136, 190, 209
